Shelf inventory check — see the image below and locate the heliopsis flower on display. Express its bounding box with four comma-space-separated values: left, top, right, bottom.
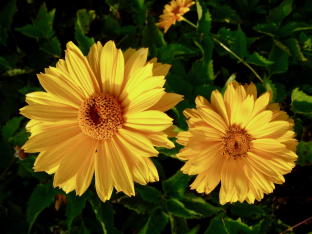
20, 41, 183, 201
177, 82, 298, 204
157, 0, 195, 33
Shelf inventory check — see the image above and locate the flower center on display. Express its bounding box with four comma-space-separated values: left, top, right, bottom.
221, 125, 252, 159
78, 93, 123, 140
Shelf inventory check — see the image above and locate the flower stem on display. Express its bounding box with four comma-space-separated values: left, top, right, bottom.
182, 17, 197, 29
183, 17, 264, 83
213, 38, 264, 83
117, 35, 128, 47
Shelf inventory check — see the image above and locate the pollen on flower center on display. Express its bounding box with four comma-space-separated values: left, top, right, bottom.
221, 125, 252, 159
78, 93, 123, 140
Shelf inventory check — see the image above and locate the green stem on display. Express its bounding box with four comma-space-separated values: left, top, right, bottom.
182, 17, 197, 29
117, 35, 128, 47
183, 17, 264, 83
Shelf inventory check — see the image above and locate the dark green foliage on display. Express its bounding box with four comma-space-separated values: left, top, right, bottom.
1, 0, 311, 233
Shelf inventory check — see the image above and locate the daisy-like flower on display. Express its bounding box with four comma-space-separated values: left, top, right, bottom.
177, 82, 298, 205
20, 41, 183, 202
157, 0, 195, 33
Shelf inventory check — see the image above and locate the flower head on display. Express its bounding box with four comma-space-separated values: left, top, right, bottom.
20, 41, 183, 201
157, 0, 195, 33
177, 82, 298, 205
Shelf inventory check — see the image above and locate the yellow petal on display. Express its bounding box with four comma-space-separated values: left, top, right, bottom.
189, 126, 225, 141
124, 48, 148, 81
87, 41, 103, 91
23, 124, 81, 153
235, 160, 248, 202
245, 110, 272, 133
234, 95, 254, 127
20, 104, 78, 123
37, 73, 84, 108
211, 90, 229, 126
197, 105, 227, 133
148, 93, 183, 112
95, 140, 114, 202
56, 175, 77, 194
249, 92, 270, 120
54, 135, 97, 185
245, 81, 257, 100
147, 132, 175, 149
26, 92, 70, 107
252, 138, 285, 152
251, 121, 289, 139
111, 49, 125, 97
124, 110, 173, 133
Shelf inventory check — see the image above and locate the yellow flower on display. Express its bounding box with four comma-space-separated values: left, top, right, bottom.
157, 0, 195, 33
20, 41, 183, 202
177, 82, 298, 205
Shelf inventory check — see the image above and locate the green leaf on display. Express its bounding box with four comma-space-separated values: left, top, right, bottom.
166, 198, 201, 219
75, 23, 95, 56
187, 61, 214, 86
230, 25, 248, 59
17, 156, 50, 180
130, 0, 147, 26
4, 68, 33, 76
282, 38, 307, 61
280, 22, 312, 37
224, 217, 262, 234
196, 0, 212, 34
295, 141, 312, 166
159, 44, 197, 63
230, 202, 265, 217
263, 76, 277, 103
246, 52, 274, 66
135, 184, 161, 203
139, 208, 169, 234
119, 194, 156, 214
0, 56, 12, 69
267, 0, 293, 25
77, 9, 96, 35
253, 23, 279, 37
89, 196, 114, 234
194, 85, 220, 101
0, 0, 18, 46
181, 193, 222, 217
193, 35, 214, 65
291, 88, 312, 118
66, 190, 93, 230
162, 170, 189, 200
210, 4, 242, 24
275, 83, 287, 103
27, 182, 57, 233
268, 45, 289, 76
172, 100, 193, 130
40, 37, 61, 57
157, 138, 184, 159
116, 25, 136, 35
166, 75, 192, 96
2, 116, 23, 140
204, 213, 227, 234
15, 3, 55, 39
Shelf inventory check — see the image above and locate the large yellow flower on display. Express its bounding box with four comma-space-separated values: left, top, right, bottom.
20, 41, 183, 202
177, 82, 298, 205
157, 0, 195, 33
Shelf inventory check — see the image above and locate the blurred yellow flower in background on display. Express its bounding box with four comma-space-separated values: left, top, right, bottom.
157, 0, 195, 33
177, 82, 298, 205
20, 41, 183, 202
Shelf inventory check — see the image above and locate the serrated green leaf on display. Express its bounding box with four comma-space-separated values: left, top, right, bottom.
295, 141, 312, 166
166, 75, 192, 96
17, 156, 50, 180
27, 182, 57, 233
75, 23, 95, 56
253, 23, 279, 37
0, 0, 18, 46
89, 195, 114, 234
159, 44, 196, 63
230, 202, 264, 217
135, 184, 161, 203
263, 76, 277, 103
280, 22, 312, 37
268, 45, 289, 76
291, 88, 312, 118
275, 83, 287, 103
2, 116, 23, 140
130, 0, 147, 26
77, 9, 96, 35
194, 85, 220, 101
194, 35, 214, 65
162, 170, 189, 200
230, 25, 248, 59
116, 25, 136, 35
15, 3, 55, 39
139, 208, 169, 234
204, 213, 226, 234
267, 0, 293, 25
66, 190, 93, 230
187, 61, 214, 86
166, 198, 201, 219
119, 194, 155, 214
40, 37, 61, 57
181, 193, 222, 217
282, 38, 307, 61
246, 52, 274, 66
196, 0, 212, 34
151, 158, 166, 179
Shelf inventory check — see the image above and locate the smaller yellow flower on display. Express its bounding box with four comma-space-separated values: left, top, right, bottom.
157, 0, 195, 33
